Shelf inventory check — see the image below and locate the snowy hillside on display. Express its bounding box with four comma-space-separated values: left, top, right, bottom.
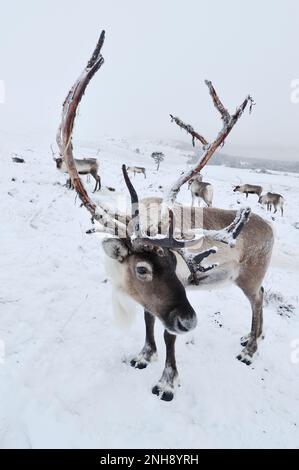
0, 136, 299, 449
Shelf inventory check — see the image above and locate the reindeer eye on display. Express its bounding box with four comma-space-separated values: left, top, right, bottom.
137, 266, 147, 275
135, 262, 153, 281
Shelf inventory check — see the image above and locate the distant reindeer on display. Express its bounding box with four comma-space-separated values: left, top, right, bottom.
126, 166, 146, 179
259, 192, 284, 216
233, 184, 262, 198
54, 157, 101, 192
188, 174, 213, 207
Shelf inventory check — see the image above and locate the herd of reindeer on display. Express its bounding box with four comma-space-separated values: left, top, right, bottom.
53, 155, 285, 216
51, 31, 284, 401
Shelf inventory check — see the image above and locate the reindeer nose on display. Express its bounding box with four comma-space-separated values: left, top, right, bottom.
170, 306, 197, 334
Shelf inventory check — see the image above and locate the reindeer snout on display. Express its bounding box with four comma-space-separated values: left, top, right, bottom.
168, 305, 197, 334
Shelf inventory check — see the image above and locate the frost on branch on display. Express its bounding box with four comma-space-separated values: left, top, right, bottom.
170, 115, 209, 148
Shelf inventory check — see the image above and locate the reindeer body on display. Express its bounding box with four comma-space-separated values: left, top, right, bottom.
126, 166, 146, 178
189, 175, 213, 207
105, 202, 273, 288
55, 157, 101, 192
103, 199, 274, 394
105, 200, 273, 305
234, 184, 262, 198
259, 192, 284, 216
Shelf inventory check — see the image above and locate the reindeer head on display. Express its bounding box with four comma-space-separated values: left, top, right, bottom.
54, 157, 63, 169
233, 185, 240, 192
188, 174, 203, 188
102, 238, 197, 334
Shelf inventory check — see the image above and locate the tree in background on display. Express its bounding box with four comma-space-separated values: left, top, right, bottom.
151, 152, 165, 171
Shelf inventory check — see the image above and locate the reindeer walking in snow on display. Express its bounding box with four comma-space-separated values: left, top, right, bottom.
54, 156, 101, 192
233, 184, 262, 199
126, 166, 146, 179
57, 31, 273, 401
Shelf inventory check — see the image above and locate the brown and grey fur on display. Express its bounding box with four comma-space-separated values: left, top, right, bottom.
188, 175, 214, 207
126, 166, 146, 179
233, 184, 263, 198
55, 157, 101, 192
259, 192, 284, 216
102, 200, 274, 401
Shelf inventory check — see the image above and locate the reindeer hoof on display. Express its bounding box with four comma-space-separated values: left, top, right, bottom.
130, 358, 149, 369
236, 350, 253, 366
152, 384, 174, 402
130, 351, 157, 370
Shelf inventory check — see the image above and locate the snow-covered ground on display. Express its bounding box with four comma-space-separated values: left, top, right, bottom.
0, 135, 299, 449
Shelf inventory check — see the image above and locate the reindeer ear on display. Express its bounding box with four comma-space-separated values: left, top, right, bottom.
102, 238, 130, 262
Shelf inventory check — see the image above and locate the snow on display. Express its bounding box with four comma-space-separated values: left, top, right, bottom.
0, 134, 299, 449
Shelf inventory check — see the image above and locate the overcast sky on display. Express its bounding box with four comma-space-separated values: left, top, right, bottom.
1, 0, 299, 160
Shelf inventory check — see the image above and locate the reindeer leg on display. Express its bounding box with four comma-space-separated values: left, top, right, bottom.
91, 170, 101, 192
65, 177, 72, 189
97, 175, 101, 191
152, 331, 179, 402
237, 285, 264, 365
130, 311, 157, 369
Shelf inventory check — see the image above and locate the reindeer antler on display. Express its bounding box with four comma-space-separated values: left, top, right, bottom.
167, 80, 255, 205
122, 164, 251, 282
58, 33, 252, 284
57, 31, 127, 238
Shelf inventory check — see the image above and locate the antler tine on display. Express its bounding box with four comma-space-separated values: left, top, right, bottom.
170, 114, 209, 148
204, 80, 230, 125
201, 207, 252, 247
173, 208, 251, 285
122, 164, 141, 238
176, 247, 218, 285
226, 207, 251, 240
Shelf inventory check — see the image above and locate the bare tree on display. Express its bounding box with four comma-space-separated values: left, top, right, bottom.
151, 152, 165, 171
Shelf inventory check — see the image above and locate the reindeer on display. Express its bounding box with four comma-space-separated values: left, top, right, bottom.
233, 184, 263, 198
126, 166, 146, 179
57, 31, 273, 401
259, 192, 284, 216
188, 174, 214, 207
54, 156, 101, 192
